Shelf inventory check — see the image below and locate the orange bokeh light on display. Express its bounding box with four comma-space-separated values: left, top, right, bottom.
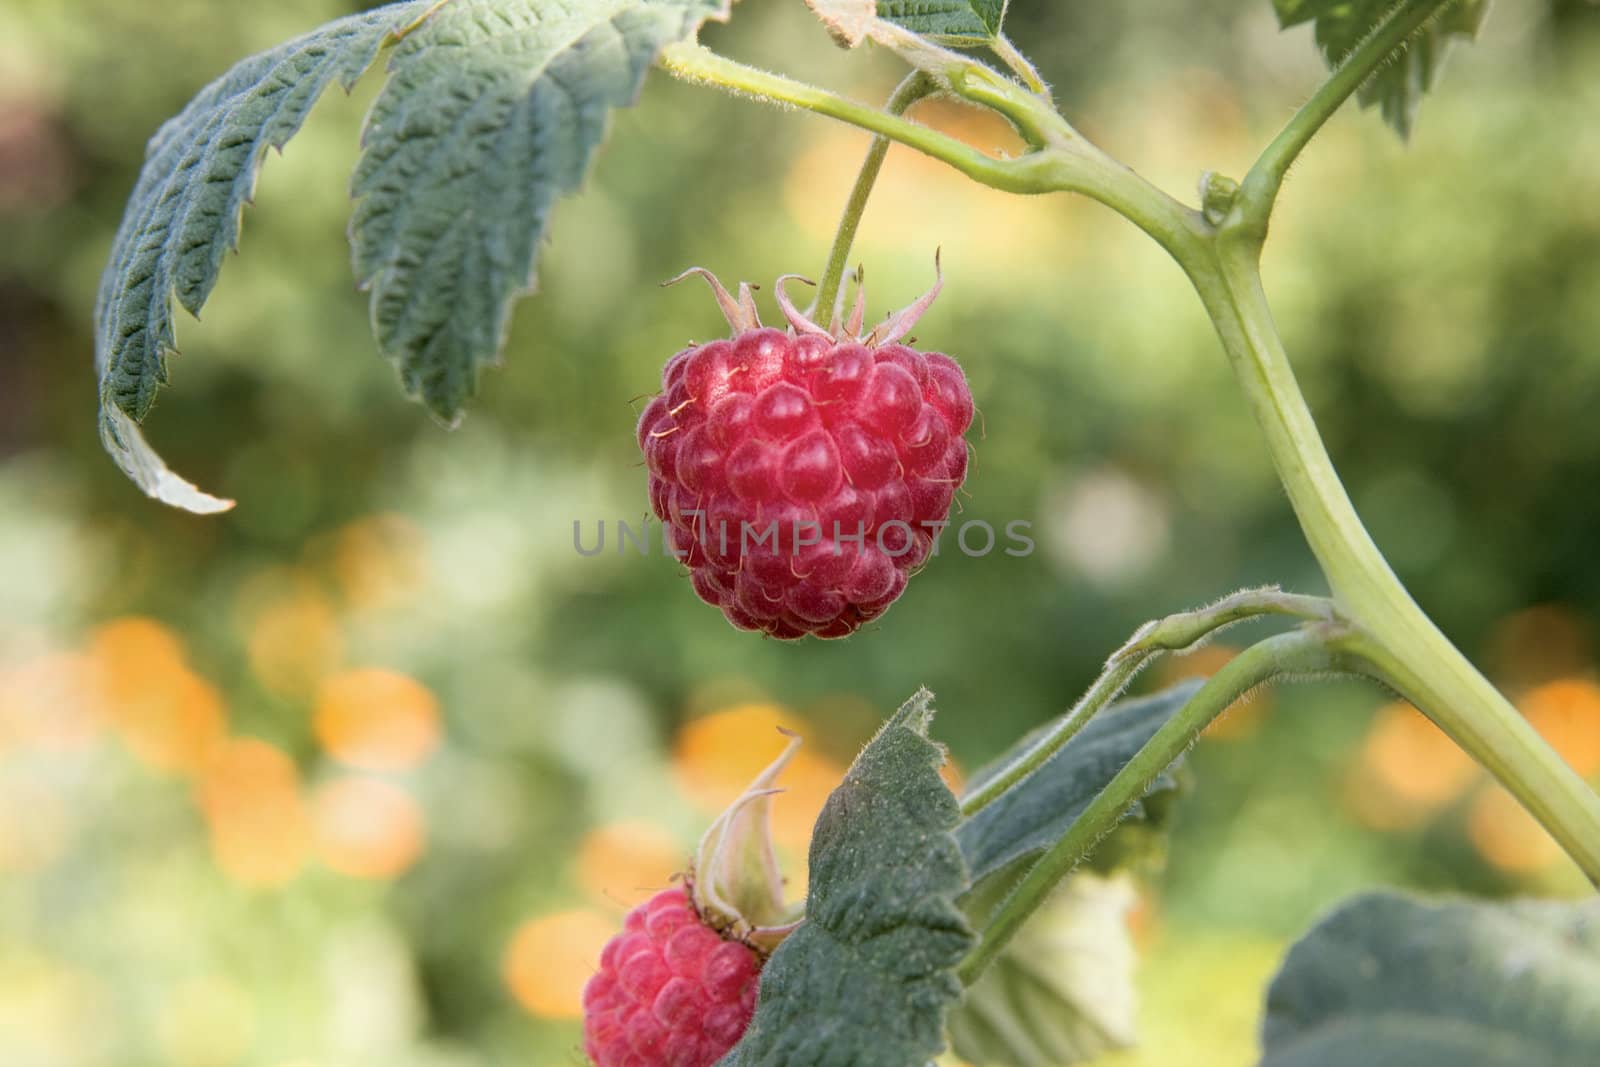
503, 910, 617, 1019
1519, 679, 1600, 778
195, 738, 310, 888
1347, 701, 1479, 830
91, 618, 225, 775
90, 616, 186, 678
120, 672, 227, 776
574, 821, 684, 907
1467, 786, 1564, 874
313, 668, 441, 772
672, 704, 846, 851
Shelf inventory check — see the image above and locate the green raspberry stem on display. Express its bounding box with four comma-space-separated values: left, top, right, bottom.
959, 588, 1336, 818
658, 42, 1043, 193
959, 626, 1358, 983
1189, 235, 1600, 885
812, 72, 936, 325
1237, 0, 1456, 238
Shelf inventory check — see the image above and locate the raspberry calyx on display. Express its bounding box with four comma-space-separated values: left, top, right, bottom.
582, 734, 808, 1067
638, 259, 975, 639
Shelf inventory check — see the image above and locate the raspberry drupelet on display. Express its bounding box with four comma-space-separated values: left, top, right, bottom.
582, 886, 762, 1067
638, 260, 974, 639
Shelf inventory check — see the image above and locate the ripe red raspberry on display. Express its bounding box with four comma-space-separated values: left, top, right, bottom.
582, 886, 763, 1067
639, 263, 974, 639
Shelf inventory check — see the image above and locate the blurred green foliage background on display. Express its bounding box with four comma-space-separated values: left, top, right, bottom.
2, 1, 1600, 1064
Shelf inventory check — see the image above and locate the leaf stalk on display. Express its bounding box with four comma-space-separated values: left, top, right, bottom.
959, 588, 1336, 818
959, 626, 1359, 983
1236, 0, 1457, 237
811, 72, 936, 325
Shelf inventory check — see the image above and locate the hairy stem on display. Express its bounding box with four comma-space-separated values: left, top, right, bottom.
812, 72, 936, 324
657, 41, 1204, 257
1237, 0, 1454, 234
959, 588, 1336, 818
960, 627, 1353, 983
1191, 238, 1600, 883
989, 33, 1048, 97
658, 42, 1043, 193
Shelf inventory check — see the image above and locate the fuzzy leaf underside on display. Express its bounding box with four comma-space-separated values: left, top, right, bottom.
1273, 0, 1489, 138
717, 690, 974, 1067
93, 0, 434, 512
1259, 893, 1600, 1067
954, 681, 1200, 884
349, 0, 726, 423
94, 0, 727, 511
879, 0, 1006, 43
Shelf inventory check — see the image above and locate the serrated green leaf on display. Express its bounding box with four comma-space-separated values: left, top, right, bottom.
1273, 0, 1490, 138
350, 0, 726, 423
95, 0, 729, 511
93, 0, 437, 511
949, 873, 1139, 1067
805, 0, 1005, 47
1259, 892, 1600, 1067
955, 681, 1200, 884
879, 0, 1006, 44
718, 689, 974, 1067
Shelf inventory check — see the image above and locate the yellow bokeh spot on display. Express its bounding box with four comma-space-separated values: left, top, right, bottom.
1096, 931, 1287, 1067
0, 956, 106, 1057
196, 738, 309, 888
237, 570, 345, 699
575, 821, 684, 907
503, 910, 617, 1019
1519, 679, 1600, 778
1347, 701, 1479, 830
312, 776, 426, 880
91, 617, 225, 775
313, 668, 441, 771
157, 977, 256, 1067
672, 704, 846, 851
